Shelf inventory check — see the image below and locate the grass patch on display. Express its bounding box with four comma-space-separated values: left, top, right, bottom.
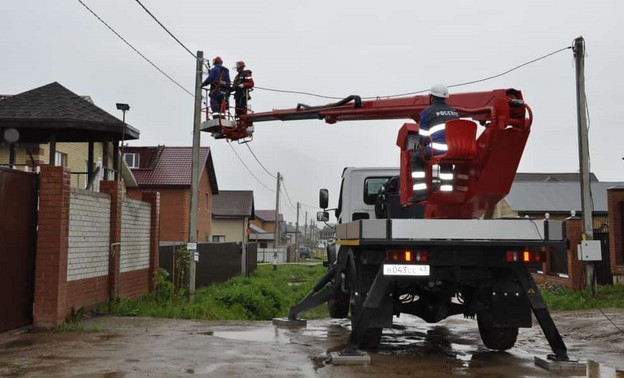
54, 323, 104, 333
0, 361, 22, 369
104, 264, 329, 321
541, 283, 624, 310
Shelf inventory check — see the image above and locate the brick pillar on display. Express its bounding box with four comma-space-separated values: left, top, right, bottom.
142, 191, 160, 291
565, 216, 585, 290
34, 166, 71, 328
607, 187, 624, 279
101, 181, 123, 300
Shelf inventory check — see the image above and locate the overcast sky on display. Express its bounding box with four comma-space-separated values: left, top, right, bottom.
2, 1, 623, 224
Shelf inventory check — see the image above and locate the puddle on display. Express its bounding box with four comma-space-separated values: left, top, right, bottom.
4, 338, 35, 348
212, 327, 293, 344
72, 372, 126, 378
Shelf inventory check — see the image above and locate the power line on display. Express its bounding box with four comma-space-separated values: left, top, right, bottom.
133, 0, 196, 59
132, 0, 211, 71
280, 178, 297, 210
77, 0, 194, 97
228, 143, 275, 193
245, 144, 277, 179
255, 45, 573, 100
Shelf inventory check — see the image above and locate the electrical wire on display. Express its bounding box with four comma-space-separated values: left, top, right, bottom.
77, 0, 194, 97
228, 142, 275, 193
255, 45, 573, 100
280, 179, 298, 210
133, 0, 195, 59
598, 308, 624, 335
245, 144, 277, 179
132, 0, 211, 71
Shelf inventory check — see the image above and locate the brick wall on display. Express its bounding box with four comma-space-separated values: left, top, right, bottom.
33, 170, 160, 329
608, 187, 624, 282
68, 189, 111, 281
531, 216, 585, 290
121, 198, 151, 273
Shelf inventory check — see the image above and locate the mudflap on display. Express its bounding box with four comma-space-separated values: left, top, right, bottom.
489, 280, 531, 328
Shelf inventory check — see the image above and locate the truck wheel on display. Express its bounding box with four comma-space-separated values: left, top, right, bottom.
328, 293, 349, 318
477, 312, 518, 351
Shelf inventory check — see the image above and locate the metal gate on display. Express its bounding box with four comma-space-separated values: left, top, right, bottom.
594, 231, 613, 286
0, 167, 38, 332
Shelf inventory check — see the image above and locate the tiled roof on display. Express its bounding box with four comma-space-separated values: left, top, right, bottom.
212, 190, 255, 219
255, 210, 283, 222
0, 82, 139, 142
130, 146, 218, 191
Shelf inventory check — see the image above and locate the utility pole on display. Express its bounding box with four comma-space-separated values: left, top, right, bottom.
295, 202, 300, 262
304, 211, 308, 247
274, 172, 281, 253
573, 36, 596, 296
187, 50, 203, 302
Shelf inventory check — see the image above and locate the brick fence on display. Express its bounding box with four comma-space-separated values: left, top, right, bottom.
33, 166, 160, 328
531, 216, 586, 290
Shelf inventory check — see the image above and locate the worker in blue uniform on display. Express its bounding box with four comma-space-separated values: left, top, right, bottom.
409, 84, 459, 202
202, 56, 231, 119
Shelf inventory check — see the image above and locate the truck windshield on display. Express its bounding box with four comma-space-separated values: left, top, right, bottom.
363, 177, 391, 205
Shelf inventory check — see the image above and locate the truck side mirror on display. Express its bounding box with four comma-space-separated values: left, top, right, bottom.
319, 188, 329, 209
316, 211, 329, 222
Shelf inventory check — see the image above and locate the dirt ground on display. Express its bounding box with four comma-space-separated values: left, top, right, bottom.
1, 309, 623, 377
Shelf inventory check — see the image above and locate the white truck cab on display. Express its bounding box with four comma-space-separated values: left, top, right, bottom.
334, 167, 398, 224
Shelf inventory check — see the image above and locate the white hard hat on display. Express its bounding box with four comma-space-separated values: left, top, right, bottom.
429, 83, 449, 98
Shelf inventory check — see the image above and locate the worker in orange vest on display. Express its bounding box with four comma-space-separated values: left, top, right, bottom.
232, 60, 254, 117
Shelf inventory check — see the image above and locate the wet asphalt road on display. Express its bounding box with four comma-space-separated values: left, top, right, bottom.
1, 310, 623, 377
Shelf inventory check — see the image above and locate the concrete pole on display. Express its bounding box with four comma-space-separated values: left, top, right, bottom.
188, 50, 203, 302
274, 172, 281, 252
573, 37, 596, 295
295, 202, 300, 263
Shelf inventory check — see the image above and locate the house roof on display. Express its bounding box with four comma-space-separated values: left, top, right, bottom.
249, 223, 266, 233
514, 172, 598, 182
129, 146, 218, 192
505, 181, 623, 214
255, 210, 283, 222
212, 190, 255, 219
0, 82, 139, 143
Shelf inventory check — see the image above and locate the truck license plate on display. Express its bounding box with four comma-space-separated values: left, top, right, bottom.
383, 264, 430, 276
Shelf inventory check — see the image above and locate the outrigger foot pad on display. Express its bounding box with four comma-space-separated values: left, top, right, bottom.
272, 317, 307, 328
535, 355, 585, 372
330, 351, 371, 366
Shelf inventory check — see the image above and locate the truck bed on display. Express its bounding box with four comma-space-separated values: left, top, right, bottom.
336, 218, 565, 247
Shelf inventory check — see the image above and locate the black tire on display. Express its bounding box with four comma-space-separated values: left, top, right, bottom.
477, 312, 518, 351
328, 293, 349, 318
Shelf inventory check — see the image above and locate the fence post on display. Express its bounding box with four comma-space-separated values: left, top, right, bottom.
33, 166, 71, 328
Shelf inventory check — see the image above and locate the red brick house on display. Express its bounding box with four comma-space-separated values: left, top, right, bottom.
250, 210, 284, 248
126, 146, 218, 242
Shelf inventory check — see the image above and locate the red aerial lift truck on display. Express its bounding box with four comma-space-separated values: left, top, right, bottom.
203, 89, 573, 361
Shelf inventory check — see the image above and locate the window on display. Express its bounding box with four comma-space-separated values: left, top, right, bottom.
363, 176, 392, 205
259, 242, 268, 249
54, 151, 67, 167
212, 235, 226, 243
124, 153, 140, 168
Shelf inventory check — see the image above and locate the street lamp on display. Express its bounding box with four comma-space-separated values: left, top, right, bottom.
116, 103, 130, 181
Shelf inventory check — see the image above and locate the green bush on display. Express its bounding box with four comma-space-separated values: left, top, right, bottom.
105, 263, 328, 321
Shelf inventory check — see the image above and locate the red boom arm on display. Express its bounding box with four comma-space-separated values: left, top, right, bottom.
214, 89, 532, 219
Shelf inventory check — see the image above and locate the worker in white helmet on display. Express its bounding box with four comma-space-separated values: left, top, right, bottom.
409, 84, 459, 202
